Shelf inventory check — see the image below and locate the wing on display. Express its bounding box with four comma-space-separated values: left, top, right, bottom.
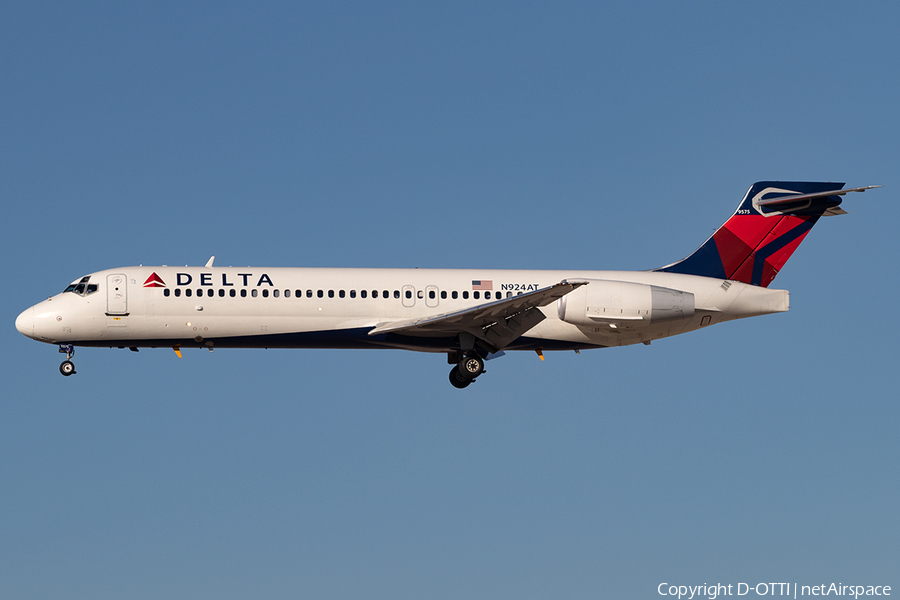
368, 280, 588, 351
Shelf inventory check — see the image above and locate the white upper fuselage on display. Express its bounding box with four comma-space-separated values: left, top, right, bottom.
16, 265, 789, 353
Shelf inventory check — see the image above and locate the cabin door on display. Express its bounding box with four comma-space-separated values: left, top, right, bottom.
106, 274, 128, 315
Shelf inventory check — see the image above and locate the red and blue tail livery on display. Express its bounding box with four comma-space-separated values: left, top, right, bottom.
657, 182, 878, 287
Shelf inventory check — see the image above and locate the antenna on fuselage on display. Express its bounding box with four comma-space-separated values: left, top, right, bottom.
205, 256, 215, 268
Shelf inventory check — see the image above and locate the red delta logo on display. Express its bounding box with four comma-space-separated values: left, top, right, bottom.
143, 273, 166, 288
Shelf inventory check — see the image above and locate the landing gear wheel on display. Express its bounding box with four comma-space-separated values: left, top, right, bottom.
458, 354, 484, 379
59, 360, 76, 376
449, 367, 472, 389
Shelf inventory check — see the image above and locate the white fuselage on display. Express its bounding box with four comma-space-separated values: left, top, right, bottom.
16, 266, 789, 354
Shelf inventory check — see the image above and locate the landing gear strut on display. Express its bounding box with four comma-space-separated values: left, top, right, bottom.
449, 353, 486, 389
58, 344, 76, 376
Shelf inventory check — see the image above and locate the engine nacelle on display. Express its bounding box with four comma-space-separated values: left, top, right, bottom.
557, 279, 694, 329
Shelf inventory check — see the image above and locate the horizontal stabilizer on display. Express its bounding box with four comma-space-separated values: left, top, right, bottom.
755, 185, 880, 209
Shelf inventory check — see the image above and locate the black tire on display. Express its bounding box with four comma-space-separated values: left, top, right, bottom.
449, 367, 472, 389
59, 360, 75, 376
458, 354, 484, 379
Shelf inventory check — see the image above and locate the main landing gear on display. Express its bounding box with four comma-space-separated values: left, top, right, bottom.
58, 344, 76, 376
448, 353, 485, 389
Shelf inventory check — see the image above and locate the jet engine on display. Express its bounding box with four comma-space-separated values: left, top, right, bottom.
557, 279, 694, 329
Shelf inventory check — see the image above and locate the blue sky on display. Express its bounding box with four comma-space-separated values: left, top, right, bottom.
2, 2, 898, 598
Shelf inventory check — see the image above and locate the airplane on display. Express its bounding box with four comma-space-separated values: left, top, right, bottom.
15, 181, 878, 388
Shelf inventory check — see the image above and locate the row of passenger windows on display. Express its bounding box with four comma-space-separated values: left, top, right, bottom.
162, 288, 513, 300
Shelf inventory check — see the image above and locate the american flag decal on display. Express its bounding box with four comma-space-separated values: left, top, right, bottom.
471, 280, 493, 290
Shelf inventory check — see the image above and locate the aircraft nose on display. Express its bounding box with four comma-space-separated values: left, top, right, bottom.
16, 307, 34, 338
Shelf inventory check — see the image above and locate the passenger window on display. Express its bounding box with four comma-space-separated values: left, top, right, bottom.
452, 291, 458, 299
273, 289, 279, 298
339, 290, 345, 298
507, 291, 512, 298
328, 290, 334, 298
164, 289, 171, 297
485, 291, 491, 299
350, 290, 356, 298
241, 289, 247, 297
295, 289, 302, 298
440, 291, 446, 299
361, 290, 367, 298
230, 289, 236, 297
284, 289, 290, 298
384, 290, 389, 299
263, 289, 270, 298
252, 289, 258, 298
474, 291, 480, 300
393, 290, 399, 299
218, 289, 225, 297
186, 289, 192, 297
372, 290, 378, 298
405, 290, 412, 299
208, 289, 214, 297
317, 290, 323, 298
463, 291, 469, 299
175, 289, 181, 297
307, 289, 313, 298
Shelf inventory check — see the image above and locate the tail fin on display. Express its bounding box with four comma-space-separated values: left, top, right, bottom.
656, 181, 878, 287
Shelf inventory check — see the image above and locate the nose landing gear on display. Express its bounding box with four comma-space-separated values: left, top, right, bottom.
58, 344, 76, 376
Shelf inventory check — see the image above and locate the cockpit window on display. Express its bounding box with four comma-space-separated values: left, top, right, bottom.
64, 276, 98, 297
